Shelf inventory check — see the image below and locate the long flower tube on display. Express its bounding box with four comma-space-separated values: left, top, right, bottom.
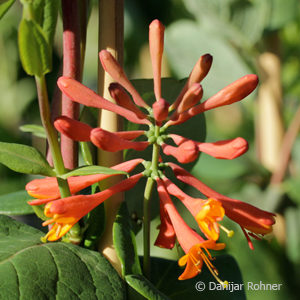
156, 178, 227, 283
54, 115, 145, 142
43, 173, 143, 241
57, 77, 150, 125
26, 158, 143, 205
168, 162, 276, 249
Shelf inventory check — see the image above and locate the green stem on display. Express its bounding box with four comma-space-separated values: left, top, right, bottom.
143, 125, 161, 278
35, 75, 70, 198
143, 177, 154, 278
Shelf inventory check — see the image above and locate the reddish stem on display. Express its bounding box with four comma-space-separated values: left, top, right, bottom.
61, 0, 81, 169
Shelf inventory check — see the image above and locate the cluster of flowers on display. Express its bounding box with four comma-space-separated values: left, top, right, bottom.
26, 20, 275, 283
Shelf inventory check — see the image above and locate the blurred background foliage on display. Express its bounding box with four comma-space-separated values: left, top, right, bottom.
1, 0, 300, 299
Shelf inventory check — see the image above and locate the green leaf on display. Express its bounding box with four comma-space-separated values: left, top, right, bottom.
18, 18, 51, 76
83, 202, 105, 250
0, 0, 15, 20
113, 202, 142, 277
0, 215, 126, 299
151, 256, 245, 300
19, 124, 46, 139
0, 190, 33, 215
59, 165, 127, 179
42, 0, 59, 45
125, 274, 170, 300
0, 141, 55, 176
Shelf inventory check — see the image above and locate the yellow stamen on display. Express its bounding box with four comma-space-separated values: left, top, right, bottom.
220, 224, 234, 237
55, 224, 62, 238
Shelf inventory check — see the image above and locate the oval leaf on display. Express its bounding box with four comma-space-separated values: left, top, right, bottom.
0, 215, 126, 299
125, 274, 170, 300
18, 18, 51, 76
113, 202, 142, 277
0, 190, 33, 215
42, 0, 59, 46
19, 124, 46, 139
59, 165, 127, 179
0, 141, 55, 176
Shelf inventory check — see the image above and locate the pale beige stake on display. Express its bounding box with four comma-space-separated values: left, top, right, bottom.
256, 52, 284, 172
97, 0, 124, 276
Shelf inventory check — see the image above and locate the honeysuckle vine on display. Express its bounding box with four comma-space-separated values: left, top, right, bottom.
25, 19, 276, 283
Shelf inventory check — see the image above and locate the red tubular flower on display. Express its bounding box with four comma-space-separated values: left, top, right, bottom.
162, 140, 199, 163
173, 83, 203, 116
57, 77, 150, 125
26, 158, 143, 205
43, 173, 143, 241
154, 200, 176, 249
54, 115, 145, 142
171, 54, 212, 111
149, 19, 165, 101
168, 162, 275, 248
197, 137, 249, 159
54, 116, 92, 142
109, 83, 148, 119
99, 50, 149, 108
167, 74, 259, 127
156, 178, 226, 282
168, 134, 248, 160
152, 98, 170, 123
90, 128, 149, 152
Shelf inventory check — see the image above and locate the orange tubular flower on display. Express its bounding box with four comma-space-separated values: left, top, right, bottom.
156, 178, 227, 283
162, 176, 225, 241
43, 173, 143, 241
26, 158, 143, 205
168, 162, 276, 249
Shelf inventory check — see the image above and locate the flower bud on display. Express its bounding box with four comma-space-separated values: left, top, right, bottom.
162, 140, 199, 163
152, 98, 169, 123
99, 50, 149, 108
198, 137, 248, 159
54, 116, 92, 142
149, 19, 165, 101
91, 128, 149, 152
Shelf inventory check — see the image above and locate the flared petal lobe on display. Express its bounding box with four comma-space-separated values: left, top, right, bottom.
43, 173, 143, 241
27, 158, 144, 204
